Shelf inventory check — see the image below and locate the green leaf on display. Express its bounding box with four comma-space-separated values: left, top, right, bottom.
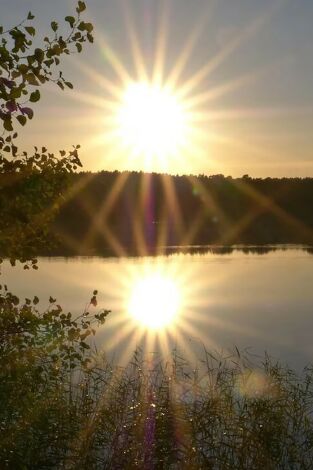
84, 23, 93, 33
51, 21, 58, 32
37, 74, 46, 84
34, 48, 44, 62
11, 71, 20, 79
77, 1, 86, 13
10, 88, 22, 99
30, 90, 40, 102
27, 11, 35, 20
44, 59, 54, 67
18, 63, 29, 75
3, 119, 13, 132
3, 146, 10, 152
27, 55, 35, 66
16, 115, 27, 126
77, 21, 86, 32
76, 42, 82, 53
22, 107, 34, 119
25, 26, 35, 36
65, 16, 75, 28
26, 73, 38, 86
65, 81, 73, 89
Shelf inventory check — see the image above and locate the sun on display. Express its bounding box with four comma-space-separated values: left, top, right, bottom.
128, 272, 181, 330
68, 1, 286, 175
115, 81, 188, 165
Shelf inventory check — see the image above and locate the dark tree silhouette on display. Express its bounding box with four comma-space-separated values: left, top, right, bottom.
41, 171, 313, 257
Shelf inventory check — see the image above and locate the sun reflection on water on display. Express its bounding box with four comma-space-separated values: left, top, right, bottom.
91, 254, 225, 365
128, 271, 181, 330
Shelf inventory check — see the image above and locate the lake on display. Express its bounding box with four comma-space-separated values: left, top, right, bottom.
2, 246, 313, 370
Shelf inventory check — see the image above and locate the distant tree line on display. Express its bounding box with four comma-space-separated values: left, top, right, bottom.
2, 170, 313, 258
46, 171, 313, 256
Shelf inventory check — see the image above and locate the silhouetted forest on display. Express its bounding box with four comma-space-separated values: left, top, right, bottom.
49, 171, 313, 256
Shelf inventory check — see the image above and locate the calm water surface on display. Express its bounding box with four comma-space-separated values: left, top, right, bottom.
2, 247, 313, 369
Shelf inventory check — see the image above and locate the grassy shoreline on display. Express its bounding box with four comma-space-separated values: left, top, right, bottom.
2, 331, 313, 468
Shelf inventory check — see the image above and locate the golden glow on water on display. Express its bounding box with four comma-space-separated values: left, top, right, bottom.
84, 255, 214, 365
7, 248, 313, 369
128, 271, 180, 330
115, 82, 189, 166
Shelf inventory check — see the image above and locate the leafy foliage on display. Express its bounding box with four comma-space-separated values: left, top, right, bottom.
0, 1, 93, 132
0, 285, 109, 373
0, 142, 82, 262
0, 284, 110, 469
0, 2, 93, 265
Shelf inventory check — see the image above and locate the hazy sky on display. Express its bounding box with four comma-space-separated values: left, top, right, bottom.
2, 0, 313, 177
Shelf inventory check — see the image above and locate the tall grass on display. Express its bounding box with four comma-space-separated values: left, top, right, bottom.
2, 339, 313, 469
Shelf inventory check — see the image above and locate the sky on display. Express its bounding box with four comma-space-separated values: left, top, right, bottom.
2, 0, 313, 177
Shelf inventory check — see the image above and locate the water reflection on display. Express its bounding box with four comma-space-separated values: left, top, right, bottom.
128, 271, 181, 329
98, 256, 205, 365
2, 246, 313, 369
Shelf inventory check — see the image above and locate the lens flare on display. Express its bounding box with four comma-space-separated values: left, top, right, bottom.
128, 272, 180, 330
